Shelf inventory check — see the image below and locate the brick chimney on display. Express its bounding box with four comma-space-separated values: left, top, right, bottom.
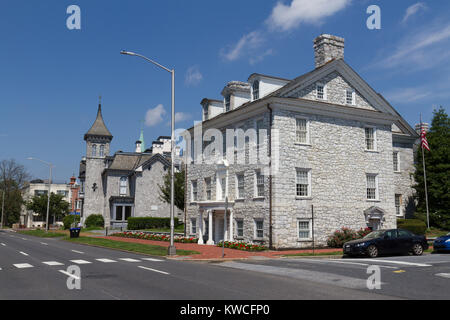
314, 34, 345, 68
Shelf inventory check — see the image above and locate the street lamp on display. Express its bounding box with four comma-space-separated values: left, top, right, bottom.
27, 157, 53, 232
121, 50, 177, 256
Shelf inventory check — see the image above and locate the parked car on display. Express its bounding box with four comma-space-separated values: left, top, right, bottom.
433, 232, 450, 252
343, 229, 429, 258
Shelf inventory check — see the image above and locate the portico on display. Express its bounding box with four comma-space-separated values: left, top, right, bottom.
196, 201, 235, 245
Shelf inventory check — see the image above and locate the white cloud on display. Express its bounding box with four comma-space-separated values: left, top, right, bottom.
175, 112, 191, 123
266, 0, 351, 31
402, 2, 427, 24
385, 87, 432, 104
249, 49, 274, 65
145, 104, 166, 127
185, 66, 203, 87
221, 31, 264, 62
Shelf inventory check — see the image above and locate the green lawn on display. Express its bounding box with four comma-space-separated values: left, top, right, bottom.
17, 229, 66, 238
426, 228, 449, 238
64, 236, 199, 256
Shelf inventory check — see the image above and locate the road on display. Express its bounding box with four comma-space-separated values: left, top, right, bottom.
0, 229, 448, 300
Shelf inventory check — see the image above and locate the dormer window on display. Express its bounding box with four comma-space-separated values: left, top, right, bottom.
252, 80, 260, 100
203, 106, 209, 121
225, 95, 231, 112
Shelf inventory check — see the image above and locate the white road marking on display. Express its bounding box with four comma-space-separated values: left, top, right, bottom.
436, 273, 450, 279
71, 250, 84, 254
96, 258, 117, 263
59, 270, 80, 280
141, 258, 164, 262
21, 238, 27, 241
119, 258, 141, 262
19, 251, 29, 256
43, 261, 64, 266
13, 263, 33, 269
70, 260, 91, 265
40, 242, 48, 246
343, 258, 432, 267
138, 266, 169, 275
320, 260, 398, 269
1, 243, 6, 246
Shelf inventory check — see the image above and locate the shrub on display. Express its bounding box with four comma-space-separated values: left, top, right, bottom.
127, 217, 179, 230
397, 219, 427, 235
216, 241, 267, 252
327, 227, 372, 248
63, 214, 80, 230
85, 214, 104, 228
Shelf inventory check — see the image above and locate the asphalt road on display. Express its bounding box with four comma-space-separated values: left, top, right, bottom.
1, 229, 447, 300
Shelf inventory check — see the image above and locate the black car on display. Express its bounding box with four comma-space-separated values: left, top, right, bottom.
343, 229, 429, 258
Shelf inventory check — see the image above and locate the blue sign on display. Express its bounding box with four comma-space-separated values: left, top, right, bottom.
69, 212, 80, 215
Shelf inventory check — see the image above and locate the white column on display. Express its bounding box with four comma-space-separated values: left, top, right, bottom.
229, 209, 234, 242
207, 210, 214, 245
197, 210, 204, 245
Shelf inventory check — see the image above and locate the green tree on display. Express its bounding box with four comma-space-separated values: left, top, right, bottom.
158, 167, 185, 212
26, 193, 70, 225
414, 107, 450, 229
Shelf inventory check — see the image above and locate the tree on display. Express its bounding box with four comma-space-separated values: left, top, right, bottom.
0, 159, 30, 227
158, 167, 185, 212
26, 193, 70, 225
414, 107, 450, 229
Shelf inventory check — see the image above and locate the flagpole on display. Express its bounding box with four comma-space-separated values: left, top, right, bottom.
420, 114, 430, 229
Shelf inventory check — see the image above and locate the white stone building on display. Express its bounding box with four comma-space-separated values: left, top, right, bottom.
78, 104, 182, 228
185, 34, 418, 249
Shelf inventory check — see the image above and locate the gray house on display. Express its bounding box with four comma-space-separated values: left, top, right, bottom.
185, 34, 418, 249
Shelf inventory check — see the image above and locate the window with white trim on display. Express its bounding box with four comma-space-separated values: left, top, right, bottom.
225, 95, 231, 112
395, 194, 402, 216
316, 83, 326, 100
346, 88, 355, 105
254, 219, 264, 239
119, 177, 127, 196
393, 152, 400, 172
366, 174, 378, 200
365, 127, 376, 151
191, 180, 198, 202
236, 219, 244, 238
99, 145, 105, 157
255, 170, 264, 197
203, 106, 208, 121
91, 144, 97, 157
296, 169, 310, 197
236, 174, 245, 199
191, 218, 197, 235
298, 220, 311, 239
205, 178, 212, 201
296, 118, 308, 144
252, 80, 260, 100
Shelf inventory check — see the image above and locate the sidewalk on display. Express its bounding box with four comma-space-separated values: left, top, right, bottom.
97, 235, 342, 261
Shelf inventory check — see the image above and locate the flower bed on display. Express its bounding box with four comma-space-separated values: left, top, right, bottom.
216, 241, 267, 252
112, 232, 198, 243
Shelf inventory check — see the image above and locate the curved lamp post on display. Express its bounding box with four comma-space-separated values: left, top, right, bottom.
120, 50, 176, 256
27, 157, 53, 232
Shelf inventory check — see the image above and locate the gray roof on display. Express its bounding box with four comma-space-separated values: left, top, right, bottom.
84, 104, 113, 140
106, 153, 153, 171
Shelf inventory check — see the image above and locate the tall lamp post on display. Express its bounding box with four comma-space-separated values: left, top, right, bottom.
120, 50, 176, 255
27, 157, 53, 232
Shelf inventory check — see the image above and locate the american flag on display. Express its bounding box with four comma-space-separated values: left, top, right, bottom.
420, 124, 430, 151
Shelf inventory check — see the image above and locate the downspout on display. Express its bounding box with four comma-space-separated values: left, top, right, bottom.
267, 104, 274, 250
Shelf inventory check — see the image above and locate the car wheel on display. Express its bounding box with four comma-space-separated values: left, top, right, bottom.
367, 245, 378, 258
412, 243, 424, 256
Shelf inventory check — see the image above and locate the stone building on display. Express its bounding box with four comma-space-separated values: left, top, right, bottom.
185, 34, 418, 249
78, 103, 182, 228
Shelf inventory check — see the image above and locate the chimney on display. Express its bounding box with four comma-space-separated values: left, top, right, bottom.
314, 34, 345, 68
135, 140, 142, 153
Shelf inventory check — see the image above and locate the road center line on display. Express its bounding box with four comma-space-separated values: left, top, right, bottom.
19, 251, 29, 256
138, 266, 170, 275
71, 250, 84, 254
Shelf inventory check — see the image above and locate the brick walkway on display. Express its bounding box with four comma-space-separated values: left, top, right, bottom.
98, 236, 342, 260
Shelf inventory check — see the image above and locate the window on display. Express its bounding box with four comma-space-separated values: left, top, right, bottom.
119, 177, 127, 196
366, 174, 378, 200
296, 169, 310, 197
191, 181, 198, 202
91, 144, 97, 157
115, 206, 123, 221
316, 83, 326, 100
296, 118, 308, 144
393, 152, 400, 172
191, 218, 197, 235
252, 80, 260, 100
236, 174, 245, 199
203, 106, 208, 121
395, 194, 402, 216
114, 206, 132, 221
57, 190, 68, 197
346, 89, 355, 105
205, 178, 212, 201
225, 95, 231, 112
255, 171, 264, 197
99, 145, 105, 157
365, 127, 376, 150
255, 219, 264, 238
236, 219, 244, 238
298, 220, 311, 239
34, 190, 48, 196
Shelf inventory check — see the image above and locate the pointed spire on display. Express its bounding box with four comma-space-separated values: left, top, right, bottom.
84, 98, 113, 140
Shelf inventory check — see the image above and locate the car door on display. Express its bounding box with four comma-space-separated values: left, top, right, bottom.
397, 229, 414, 253
378, 230, 398, 254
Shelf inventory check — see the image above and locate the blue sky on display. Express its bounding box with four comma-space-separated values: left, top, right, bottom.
0, 0, 449, 182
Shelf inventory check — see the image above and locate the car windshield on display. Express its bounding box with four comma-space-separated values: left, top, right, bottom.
363, 231, 385, 239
